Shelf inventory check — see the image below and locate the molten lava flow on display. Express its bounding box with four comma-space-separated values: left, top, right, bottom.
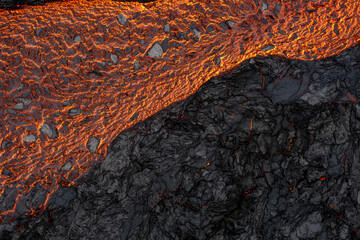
0, 0, 359, 220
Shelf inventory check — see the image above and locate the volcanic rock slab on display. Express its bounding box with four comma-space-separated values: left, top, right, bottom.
2, 44, 360, 239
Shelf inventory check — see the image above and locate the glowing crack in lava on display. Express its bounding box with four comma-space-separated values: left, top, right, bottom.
0, 0, 359, 220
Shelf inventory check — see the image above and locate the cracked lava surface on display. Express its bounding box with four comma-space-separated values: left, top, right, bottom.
0, 0, 359, 220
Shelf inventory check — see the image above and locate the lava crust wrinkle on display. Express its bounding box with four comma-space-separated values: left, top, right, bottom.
0, 0, 359, 222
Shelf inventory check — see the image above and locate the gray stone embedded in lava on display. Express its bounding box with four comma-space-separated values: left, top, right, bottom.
68, 107, 81, 116
1, 140, 12, 149
74, 35, 81, 43
87, 137, 100, 153
261, 2, 268, 12
226, 20, 235, 28
147, 43, 163, 58
215, 56, 222, 66
164, 24, 170, 33
13, 102, 24, 110
164, 23, 170, 33
40, 123, 58, 139
61, 162, 72, 171
192, 29, 201, 41
262, 44, 275, 52
18, 98, 32, 106
110, 54, 118, 64
117, 13, 128, 26
134, 60, 140, 71
23, 134, 36, 143
17, 83, 24, 91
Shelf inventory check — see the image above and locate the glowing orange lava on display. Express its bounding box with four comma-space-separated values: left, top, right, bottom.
0, 0, 359, 220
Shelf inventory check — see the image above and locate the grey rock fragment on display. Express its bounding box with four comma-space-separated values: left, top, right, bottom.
52, 187, 76, 208
148, 43, 163, 58
17, 83, 24, 90
14, 102, 24, 110
110, 54, 118, 64
262, 44, 275, 52
23, 134, 36, 143
74, 35, 81, 43
40, 123, 58, 139
18, 98, 32, 106
192, 29, 201, 40
164, 24, 170, 33
117, 13, 128, 26
215, 56, 221, 66
134, 60, 140, 71
261, 2, 268, 12
226, 20, 235, 28
265, 77, 302, 103
61, 162, 72, 171
296, 212, 323, 238
63, 99, 75, 106
68, 107, 81, 116
1, 140, 12, 149
87, 137, 100, 153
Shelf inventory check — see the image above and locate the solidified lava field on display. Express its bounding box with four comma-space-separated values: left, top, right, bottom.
1, 0, 360, 239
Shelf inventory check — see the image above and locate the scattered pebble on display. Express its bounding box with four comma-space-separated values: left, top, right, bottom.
40, 123, 58, 139
61, 162, 73, 171
74, 35, 81, 43
193, 29, 201, 39
68, 107, 81, 116
19, 98, 32, 106
14, 102, 24, 110
17, 83, 24, 91
23, 134, 36, 143
215, 56, 222, 67
1, 140, 13, 149
261, 2, 268, 12
117, 13, 127, 26
134, 60, 140, 71
148, 43, 163, 58
87, 137, 100, 153
164, 24, 170, 33
226, 20, 235, 28
63, 99, 75, 106
110, 54, 118, 64
262, 44, 275, 52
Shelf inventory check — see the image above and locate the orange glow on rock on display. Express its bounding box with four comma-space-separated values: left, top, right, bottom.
0, 0, 359, 220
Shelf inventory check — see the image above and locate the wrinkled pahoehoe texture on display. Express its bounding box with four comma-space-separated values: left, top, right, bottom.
1, 0, 360, 220
2, 43, 360, 239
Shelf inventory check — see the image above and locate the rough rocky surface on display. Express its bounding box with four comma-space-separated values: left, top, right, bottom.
1, 43, 360, 239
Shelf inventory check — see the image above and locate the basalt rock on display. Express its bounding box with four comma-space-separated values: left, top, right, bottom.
2, 44, 360, 239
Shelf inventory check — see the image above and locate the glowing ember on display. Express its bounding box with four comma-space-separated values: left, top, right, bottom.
0, 0, 359, 220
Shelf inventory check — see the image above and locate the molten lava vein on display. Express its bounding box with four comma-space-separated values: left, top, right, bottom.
0, 0, 359, 219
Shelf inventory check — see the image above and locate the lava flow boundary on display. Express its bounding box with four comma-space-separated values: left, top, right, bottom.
0, 0, 359, 226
